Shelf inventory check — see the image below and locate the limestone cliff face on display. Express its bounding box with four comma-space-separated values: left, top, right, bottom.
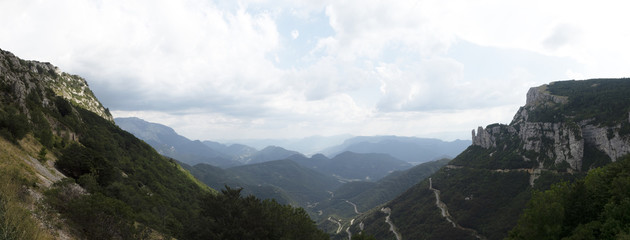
0, 49, 113, 122
472, 82, 630, 172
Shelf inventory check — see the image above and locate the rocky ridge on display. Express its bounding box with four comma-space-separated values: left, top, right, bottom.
472, 81, 630, 172
0, 49, 113, 121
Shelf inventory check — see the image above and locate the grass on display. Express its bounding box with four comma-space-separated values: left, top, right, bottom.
0, 136, 55, 240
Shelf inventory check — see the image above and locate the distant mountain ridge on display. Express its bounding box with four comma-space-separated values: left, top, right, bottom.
220, 135, 352, 155
115, 117, 241, 167
182, 159, 342, 209
117, 117, 311, 167
322, 135, 470, 164
289, 151, 413, 182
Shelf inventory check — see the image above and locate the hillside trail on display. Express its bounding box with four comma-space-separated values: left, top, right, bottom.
429, 178, 487, 240
380, 207, 402, 240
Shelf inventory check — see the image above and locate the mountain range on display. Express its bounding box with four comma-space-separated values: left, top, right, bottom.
116, 116, 470, 167
322, 136, 470, 164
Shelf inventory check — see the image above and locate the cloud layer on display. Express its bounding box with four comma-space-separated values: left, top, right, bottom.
1, 0, 629, 141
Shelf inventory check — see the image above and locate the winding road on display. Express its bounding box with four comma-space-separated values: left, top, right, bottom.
429, 178, 487, 240
381, 207, 402, 240
345, 200, 361, 214
327, 217, 343, 234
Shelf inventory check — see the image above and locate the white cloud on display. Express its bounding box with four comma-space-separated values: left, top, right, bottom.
0, 0, 283, 112
2, 0, 629, 142
319, 0, 453, 61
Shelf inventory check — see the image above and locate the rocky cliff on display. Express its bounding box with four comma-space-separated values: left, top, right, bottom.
472, 80, 630, 172
355, 79, 630, 240
0, 49, 113, 122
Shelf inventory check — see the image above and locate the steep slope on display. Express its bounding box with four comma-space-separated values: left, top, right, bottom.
0, 49, 328, 240
323, 136, 470, 164
315, 158, 450, 222
180, 161, 297, 205
115, 117, 240, 167
353, 79, 630, 240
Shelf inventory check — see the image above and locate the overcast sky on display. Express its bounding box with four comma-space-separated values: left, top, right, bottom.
1, 0, 629, 142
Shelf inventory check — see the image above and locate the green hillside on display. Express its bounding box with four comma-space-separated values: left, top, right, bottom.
0, 49, 328, 239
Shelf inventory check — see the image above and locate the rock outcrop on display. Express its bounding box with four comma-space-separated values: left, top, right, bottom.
0, 49, 113, 122
472, 83, 630, 172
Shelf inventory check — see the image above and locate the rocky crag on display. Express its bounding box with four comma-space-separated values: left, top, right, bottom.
0, 49, 113, 121
473, 81, 630, 172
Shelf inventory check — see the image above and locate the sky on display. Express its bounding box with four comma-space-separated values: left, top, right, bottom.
1, 0, 629, 142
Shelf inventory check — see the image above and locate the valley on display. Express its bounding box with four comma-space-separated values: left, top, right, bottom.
116, 116, 463, 222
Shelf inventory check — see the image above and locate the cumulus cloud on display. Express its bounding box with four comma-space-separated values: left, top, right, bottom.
1, 0, 629, 141
319, 0, 453, 60
376, 58, 464, 111
0, 0, 282, 114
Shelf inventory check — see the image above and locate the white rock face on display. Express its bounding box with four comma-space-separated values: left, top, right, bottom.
0, 49, 113, 122
524, 85, 568, 107
472, 126, 495, 149
582, 124, 630, 162
472, 84, 630, 172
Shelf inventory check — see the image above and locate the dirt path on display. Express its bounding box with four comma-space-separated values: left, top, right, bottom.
380, 207, 402, 240
429, 178, 487, 240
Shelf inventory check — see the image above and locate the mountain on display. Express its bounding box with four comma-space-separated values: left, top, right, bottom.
202, 141, 258, 162
115, 117, 241, 167
351, 79, 630, 240
245, 146, 303, 164
227, 160, 343, 204
184, 159, 342, 209
322, 136, 470, 164
116, 117, 305, 166
289, 152, 413, 182
0, 49, 327, 239
220, 134, 352, 155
